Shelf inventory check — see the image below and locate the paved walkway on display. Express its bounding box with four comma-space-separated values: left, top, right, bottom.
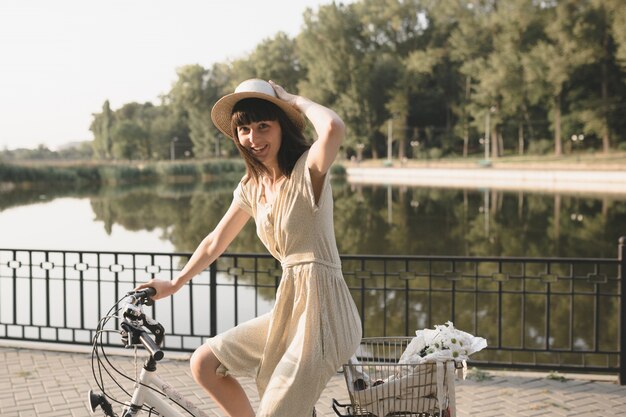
1, 345, 625, 416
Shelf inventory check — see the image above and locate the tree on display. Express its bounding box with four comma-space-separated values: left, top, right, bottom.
427, 0, 496, 157
248, 32, 303, 92
298, 2, 402, 158
88, 0, 626, 160
168, 64, 227, 157
144, 103, 191, 160
574, 0, 626, 153
111, 120, 149, 160
525, 1, 597, 156
478, 0, 546, 156
90, 100, 114, 159
609, 0, 626, 67
357, 0, 428, 159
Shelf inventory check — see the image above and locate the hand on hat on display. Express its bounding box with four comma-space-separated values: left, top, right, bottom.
269, 80, 299, 107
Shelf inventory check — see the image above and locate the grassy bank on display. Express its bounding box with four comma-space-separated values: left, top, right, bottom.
4, 151, 618, 188
0, 158, 349, 188
0, 159, 247, 187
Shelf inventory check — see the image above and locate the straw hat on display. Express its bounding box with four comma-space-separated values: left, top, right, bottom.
211, 79, 306, 139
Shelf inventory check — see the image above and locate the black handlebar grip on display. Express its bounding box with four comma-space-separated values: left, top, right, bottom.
139, 332, 164, 361
130, 287, 156, 306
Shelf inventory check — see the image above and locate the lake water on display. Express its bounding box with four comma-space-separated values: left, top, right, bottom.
1, 178, 623, 358
1, 179, 624, 258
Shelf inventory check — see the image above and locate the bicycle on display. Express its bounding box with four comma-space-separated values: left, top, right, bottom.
87, 287, 212, 417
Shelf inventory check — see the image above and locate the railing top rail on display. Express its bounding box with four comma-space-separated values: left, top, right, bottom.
0, 248, 196, 257
0, 248, 620, 264
338, 253, 619, 264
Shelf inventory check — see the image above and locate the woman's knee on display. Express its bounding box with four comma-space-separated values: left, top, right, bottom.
190, 344, 221, 383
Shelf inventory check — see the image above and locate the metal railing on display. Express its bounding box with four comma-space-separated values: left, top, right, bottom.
0, 239, 624, 383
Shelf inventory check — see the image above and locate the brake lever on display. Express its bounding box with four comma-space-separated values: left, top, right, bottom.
143, 316, 165, 346
121, 307, 165, 347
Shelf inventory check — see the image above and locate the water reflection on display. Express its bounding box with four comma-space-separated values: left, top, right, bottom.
333, 183, 624, 258
0, 180, 624, 258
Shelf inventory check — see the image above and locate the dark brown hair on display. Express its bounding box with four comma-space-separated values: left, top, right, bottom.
230, 98, 310, 183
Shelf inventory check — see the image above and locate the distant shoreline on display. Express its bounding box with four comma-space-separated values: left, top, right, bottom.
345, 164, 626, 194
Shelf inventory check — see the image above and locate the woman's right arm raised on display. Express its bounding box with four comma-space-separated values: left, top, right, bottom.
134, 200, 251, 300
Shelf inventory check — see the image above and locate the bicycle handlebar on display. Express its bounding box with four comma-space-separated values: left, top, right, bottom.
127, 287, 157, 306
136, 287, 157, 298
120, 287, 165, 360
139, 331, 164, 361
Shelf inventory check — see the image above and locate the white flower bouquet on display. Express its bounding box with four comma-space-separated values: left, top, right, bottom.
399, 321, 487, 365
344, 326, 485, 417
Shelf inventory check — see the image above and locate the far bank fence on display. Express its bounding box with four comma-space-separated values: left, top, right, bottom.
1, 240, 625, 384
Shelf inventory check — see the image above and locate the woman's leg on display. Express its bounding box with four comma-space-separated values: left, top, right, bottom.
190, 344, 255, 417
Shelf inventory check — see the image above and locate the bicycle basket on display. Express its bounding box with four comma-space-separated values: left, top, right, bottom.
340, 337, 459, 417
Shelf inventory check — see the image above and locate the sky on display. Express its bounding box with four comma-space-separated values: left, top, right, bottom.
0, 0, 348, 151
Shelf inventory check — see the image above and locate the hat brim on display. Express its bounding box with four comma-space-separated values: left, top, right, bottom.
211, 92, 306, 139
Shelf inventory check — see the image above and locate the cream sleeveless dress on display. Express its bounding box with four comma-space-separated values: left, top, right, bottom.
206, 150, 362, 417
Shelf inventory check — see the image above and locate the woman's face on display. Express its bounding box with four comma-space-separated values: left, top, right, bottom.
236, 120, 282, 166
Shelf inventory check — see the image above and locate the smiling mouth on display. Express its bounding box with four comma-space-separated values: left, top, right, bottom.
251, 144, 268, 154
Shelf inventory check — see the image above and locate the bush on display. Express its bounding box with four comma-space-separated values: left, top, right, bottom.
428, 148, 443, 159
154, 162, 200, 178
0, 163, 36, 182
330, 164, 346, 176
527, 139, 553, 155
98, 165, 155, 185
199, 159, 246, 175
0, 163, 100, 184
0, 159, 246, 186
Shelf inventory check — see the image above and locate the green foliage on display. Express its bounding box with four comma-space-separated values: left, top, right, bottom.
154, 161, 200, 179
330, 163, 346, 177
0, 162, 100, 184
546, 371, 568, 382
611, 0, 626, 65
0, 160, 245, 186
91, 100, 113, 159
427, 147, 443, 159
150, 160, 246, 180
167, 64, 227, 158
111, 120, 149, 160
97, 165, 156, 185
199, 159, 246, 176
466, 368, 493, 382
81, 0, 626, 161
246, 32, 303, 92
527, 139, 554, 155
0, 143, 93, 161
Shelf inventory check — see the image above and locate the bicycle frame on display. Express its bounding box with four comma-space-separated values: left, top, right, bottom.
121, 365, 210, 417
89, 288, 212, 417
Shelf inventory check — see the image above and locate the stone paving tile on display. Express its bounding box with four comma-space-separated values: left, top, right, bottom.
1, 346, 626, 417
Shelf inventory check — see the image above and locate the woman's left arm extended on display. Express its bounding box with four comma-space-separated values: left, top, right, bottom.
270, 81, 345, 198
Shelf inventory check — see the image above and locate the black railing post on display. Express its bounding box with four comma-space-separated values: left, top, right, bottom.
617, 236, 626, 385
210, 261, 218, 337
12, 250, 17, 327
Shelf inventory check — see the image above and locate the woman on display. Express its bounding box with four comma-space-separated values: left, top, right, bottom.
135, 79, 361, 417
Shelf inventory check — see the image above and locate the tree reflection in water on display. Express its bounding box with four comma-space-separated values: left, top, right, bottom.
1, 179, 623, 258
